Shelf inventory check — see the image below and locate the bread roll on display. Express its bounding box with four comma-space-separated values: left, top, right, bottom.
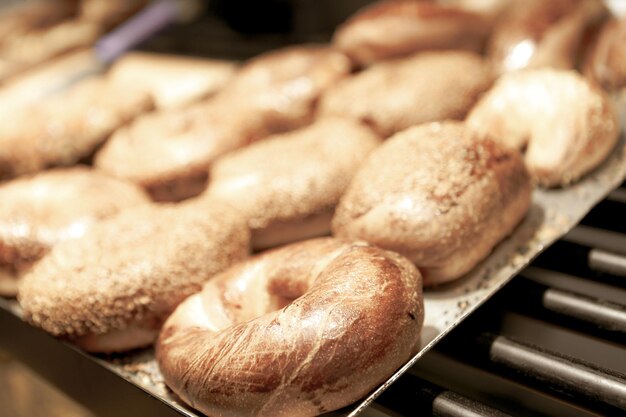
319, 51, 494, 137
157, 238, 422, 417
466, 69, 619, 186
221, 45, 351, 133
488, 0, 607, 73
19, 200, 250, 352
332, 121, 532, 285
0, 167, 149, 296
583, 16, 626, 92
96, 46, 351, 202
332, 0, 490, 67
108, 52, 237, 109
0, 76, 153, 180
204, 118, 381, 249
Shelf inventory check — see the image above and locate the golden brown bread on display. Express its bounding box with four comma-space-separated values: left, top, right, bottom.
0, 1, 76, 44
0, 19, 100, 82
0, 167, 149, 297
157, 238, 423, 417
450, 0, 513, 19
108, 52, 238, 109
0, 0, 147, 83
583, 16, 626, 92
96, 46, 351, 202
0, 75, 153, 180
466, 69, 619, 186
94, 97, 267, 202
332, 0, 490, 67
0, 48, 96, 109
18, 200, 250, 352
78, 0, 148, 29
204, 118, 381, 249
319, 51, 494, 137
332, 121, 532, 285
221, 45, 351, 133
488, 0, 608, 73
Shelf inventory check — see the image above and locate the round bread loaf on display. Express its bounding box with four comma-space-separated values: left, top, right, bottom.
319, 51, 494, 138
94, 98, 262, 202
0, 76, 153, 180
0, 167, 149, 296
221, 45, 351, 132
18, 200, 250, 353
332, 0, 490, 67
332, 121, 532, 285
466, 69, 619, 187
157, 237, 423, 417
583, 16, 626, 92
204, 118, 381, 250
487, 0, 607, 73
108, 52, 237, 110
95, 45, 351, 202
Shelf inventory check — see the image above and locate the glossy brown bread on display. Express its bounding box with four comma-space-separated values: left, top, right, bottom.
467, 69, 619, 187
332, 0, 490, 67
204, 118, 381, 250
488, 0, 607, 73
0, 167, 149, 296
332, 121, 532, 285
157, 238, 423, 417
96, 45, 350, 201
319, 51, 494, 138
583, 16, 626, 92
19, 200, 250, 353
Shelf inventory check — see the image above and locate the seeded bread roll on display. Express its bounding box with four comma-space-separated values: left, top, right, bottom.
19, 200, 250, 353
319, 51, 494, 138
204, 118, 381, 249
333, 0, 490, 67
0, 75, 153, 180
332, 121, 532, 285
467, 69, 619, 186
0, 167, 149, 297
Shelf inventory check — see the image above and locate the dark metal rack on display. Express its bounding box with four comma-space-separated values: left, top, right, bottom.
378, 181, 626, 417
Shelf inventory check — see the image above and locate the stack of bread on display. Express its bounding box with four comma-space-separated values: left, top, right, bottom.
0, 0, 624, 416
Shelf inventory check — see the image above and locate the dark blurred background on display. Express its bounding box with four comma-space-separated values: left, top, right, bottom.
136, 0, 375, 59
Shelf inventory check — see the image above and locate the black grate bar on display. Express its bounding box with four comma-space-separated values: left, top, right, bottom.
484, 335, 626, 411
375, 373, 511, 417
541, 286, 626, 333
607, 187, 626, 204
563, 226, 626, 255
432, 391, 512, 417
589, 249, 626, 277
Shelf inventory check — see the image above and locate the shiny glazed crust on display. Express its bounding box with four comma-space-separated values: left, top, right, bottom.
466, 69, 619, 186
332, 121, 532, 285
157, 238, 423, 417
583, 16, 626, 92
488, 0, 607, 73
204, 118, 381, 249
333, 0, 490, 67
18, 201, 250, 352
319, 51, 494, 137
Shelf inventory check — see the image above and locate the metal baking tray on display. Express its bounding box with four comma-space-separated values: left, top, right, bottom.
1, 119, 625, 417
